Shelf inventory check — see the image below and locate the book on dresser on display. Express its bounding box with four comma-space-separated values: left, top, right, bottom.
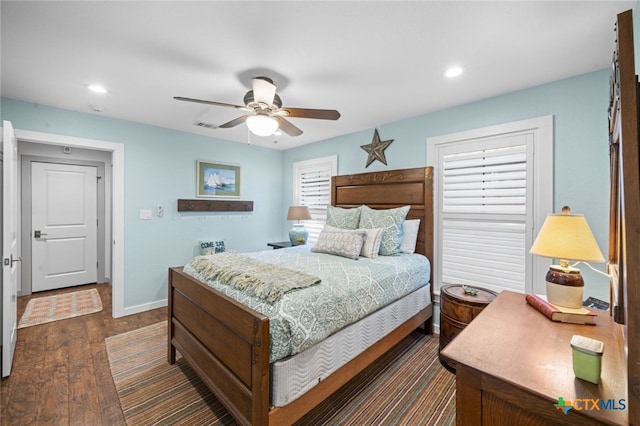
525, 294, 597, 325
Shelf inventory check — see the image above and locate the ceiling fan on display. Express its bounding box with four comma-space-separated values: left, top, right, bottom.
175, 77, 341, 137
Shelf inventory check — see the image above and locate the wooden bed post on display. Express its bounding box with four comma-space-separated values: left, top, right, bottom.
167, 268, 176, 364
250, 317, 270, 425
424, 167, 434, 334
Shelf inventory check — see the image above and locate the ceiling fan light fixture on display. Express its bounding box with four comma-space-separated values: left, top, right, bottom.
175, 76, 338, 138
246, 114, 279, 136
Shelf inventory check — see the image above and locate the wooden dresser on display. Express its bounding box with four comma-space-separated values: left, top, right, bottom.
440, 290, 628, 425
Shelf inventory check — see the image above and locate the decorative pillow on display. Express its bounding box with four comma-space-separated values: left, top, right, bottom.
311, 229, 366, 260
359, 205, 410, 256
199, 240, 226, 255
323, 225, 384, 259
400, 219, 421, 254
359, 228, 384, 258
325, 205, 362, 230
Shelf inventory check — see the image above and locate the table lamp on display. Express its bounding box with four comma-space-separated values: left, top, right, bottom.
287, 206, 312, 245
529, 206, 605, 308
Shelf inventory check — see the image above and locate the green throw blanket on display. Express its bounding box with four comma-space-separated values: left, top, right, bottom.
188, 252, 321, 302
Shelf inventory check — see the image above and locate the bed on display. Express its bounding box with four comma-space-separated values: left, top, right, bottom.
168, 166, 434, 425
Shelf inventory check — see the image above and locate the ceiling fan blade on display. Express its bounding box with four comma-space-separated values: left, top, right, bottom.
275, 116, 303, 137
174, 96, 248, 111
252, 77, 276, 106
219, 115, 250, 128
281, 107, 341, 120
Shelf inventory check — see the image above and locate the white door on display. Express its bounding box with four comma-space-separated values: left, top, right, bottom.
31, 162, 97, 292
2, 120, 19, 377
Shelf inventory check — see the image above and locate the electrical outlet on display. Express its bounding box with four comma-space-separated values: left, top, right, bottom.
156, 204, 164, 217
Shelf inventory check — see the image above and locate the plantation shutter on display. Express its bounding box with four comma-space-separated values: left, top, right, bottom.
293, 156, 337, 244
439, 134, 534, 294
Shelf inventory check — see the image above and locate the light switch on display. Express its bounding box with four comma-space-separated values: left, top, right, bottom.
140, 209, 153, 220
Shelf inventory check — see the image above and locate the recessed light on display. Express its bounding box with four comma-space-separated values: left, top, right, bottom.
444, 66, 464, 78
88, 84, 108, 94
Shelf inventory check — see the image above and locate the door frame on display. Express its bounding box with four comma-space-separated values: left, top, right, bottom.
21, 157, 106, 295
2, 121, 19, 377
13, 128, 125, 318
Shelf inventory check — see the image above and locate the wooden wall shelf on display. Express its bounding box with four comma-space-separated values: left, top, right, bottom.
177, 199, 254, 212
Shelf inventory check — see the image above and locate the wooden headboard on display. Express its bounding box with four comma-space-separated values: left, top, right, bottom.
331, 166, 434, 277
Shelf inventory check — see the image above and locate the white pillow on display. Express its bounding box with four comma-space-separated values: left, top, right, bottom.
199, 240, 226, 255
322, 225, 384, 258
400, 219, 420, 254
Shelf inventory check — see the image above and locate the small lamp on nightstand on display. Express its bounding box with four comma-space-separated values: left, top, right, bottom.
529, 206, 605, 309
287, 206, 312, 245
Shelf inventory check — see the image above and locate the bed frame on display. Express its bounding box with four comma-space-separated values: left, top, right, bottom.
168, 166, 434, 425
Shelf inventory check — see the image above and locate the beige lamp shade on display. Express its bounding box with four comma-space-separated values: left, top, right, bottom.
530, 207, 603, 309
529, 212, 604, 263
287, 206, 312, 221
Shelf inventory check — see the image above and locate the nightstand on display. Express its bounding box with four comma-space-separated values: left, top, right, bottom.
267, 241, 293, 249
438, 284, 497, 373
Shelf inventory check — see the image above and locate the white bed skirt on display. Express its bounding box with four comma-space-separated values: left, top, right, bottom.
270, 284, 431, 407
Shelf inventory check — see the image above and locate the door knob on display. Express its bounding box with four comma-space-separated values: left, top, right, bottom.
34, 230, 48, 238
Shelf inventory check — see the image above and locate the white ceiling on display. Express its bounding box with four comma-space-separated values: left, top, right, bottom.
1, 1, 635, 150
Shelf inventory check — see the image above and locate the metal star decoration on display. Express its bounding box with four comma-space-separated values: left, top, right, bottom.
360, 129, 394, 168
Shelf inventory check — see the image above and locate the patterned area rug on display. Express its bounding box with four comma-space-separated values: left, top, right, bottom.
105, 322, 456, 425
18, 288, 103, 328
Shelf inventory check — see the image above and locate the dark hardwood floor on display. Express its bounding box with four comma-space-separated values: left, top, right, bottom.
1, 283, 167, 425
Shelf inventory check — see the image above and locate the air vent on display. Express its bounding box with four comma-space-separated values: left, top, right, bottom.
193, 121, 217, 129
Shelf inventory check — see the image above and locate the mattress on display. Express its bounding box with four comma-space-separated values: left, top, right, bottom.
270, 284, 431, 407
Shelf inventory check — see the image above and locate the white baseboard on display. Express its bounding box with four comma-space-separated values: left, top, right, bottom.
122, 298, 167, 316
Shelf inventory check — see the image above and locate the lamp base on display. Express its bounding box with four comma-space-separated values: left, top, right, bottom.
289, 223, 309, 246
545, 266, 584, 309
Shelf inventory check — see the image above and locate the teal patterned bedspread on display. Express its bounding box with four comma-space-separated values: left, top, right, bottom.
183, 245, 430, 362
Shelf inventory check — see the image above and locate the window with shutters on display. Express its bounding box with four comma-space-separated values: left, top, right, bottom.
292, 155, 337, 244
428, 116, 553, 296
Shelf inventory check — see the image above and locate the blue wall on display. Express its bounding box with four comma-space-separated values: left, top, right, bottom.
1, 67, 612, 310
2, 98, 284, 307
283, 69, 612, 302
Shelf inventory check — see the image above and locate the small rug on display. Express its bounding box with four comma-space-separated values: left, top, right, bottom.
18, 288, 103, 328
106, 322, 455, 425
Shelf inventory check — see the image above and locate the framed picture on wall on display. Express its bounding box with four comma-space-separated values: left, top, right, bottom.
196, 160, 241, 198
